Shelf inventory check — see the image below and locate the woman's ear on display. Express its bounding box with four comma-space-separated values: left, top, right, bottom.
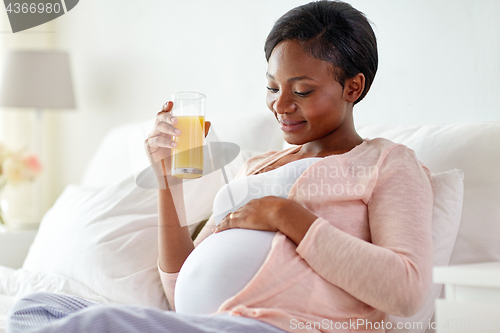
343, 73, 365, 103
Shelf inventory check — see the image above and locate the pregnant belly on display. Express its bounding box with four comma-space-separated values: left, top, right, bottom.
174, 229, 276, 315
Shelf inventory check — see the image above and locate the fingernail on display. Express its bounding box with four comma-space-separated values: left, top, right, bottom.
171, 142, 177, 147
175, 129, 181, 134
171, 117, 177, 123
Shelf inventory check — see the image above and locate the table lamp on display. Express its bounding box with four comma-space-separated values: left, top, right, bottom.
0, 50, 76, 225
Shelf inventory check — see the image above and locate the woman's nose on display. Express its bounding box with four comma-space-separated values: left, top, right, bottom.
273, 93, 296, 114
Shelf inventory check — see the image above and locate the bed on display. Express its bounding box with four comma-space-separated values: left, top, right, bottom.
1, 115, 499, 333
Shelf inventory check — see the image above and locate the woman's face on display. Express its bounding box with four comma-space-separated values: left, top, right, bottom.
266, 40, 350, 146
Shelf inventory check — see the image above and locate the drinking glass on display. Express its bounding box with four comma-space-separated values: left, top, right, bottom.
170, 92, 205, 179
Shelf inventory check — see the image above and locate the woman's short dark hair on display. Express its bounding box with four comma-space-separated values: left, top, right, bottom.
265, 0, 378, 104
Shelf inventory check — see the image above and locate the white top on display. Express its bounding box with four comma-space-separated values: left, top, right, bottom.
174, 157, 322, 314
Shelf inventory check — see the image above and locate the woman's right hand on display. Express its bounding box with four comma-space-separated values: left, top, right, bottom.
144, 101, 179, 184
144, 101, 212, 186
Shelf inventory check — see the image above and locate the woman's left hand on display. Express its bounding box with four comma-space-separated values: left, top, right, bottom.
213, 196, 318, 245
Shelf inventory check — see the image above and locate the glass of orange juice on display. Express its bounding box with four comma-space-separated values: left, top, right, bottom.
170, 92, 205, 179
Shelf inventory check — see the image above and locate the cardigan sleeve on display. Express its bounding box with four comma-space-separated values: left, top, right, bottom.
295, 145, 434, 317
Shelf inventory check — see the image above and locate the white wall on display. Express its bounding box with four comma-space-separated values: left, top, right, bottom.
2, 0, 500, 218
350, 0, 500, 125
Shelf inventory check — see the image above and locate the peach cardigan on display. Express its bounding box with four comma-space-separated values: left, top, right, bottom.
158, 137, 434, 333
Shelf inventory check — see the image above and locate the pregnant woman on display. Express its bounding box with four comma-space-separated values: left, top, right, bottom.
7, 1, 434, 332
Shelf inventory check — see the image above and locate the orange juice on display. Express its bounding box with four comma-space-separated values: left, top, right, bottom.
171, 115, 205, 179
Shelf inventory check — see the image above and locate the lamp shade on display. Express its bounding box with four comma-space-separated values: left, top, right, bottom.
0, 51, 75, 109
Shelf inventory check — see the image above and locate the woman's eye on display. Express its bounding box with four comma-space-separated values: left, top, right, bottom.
266, 86, 279, 93
295, 91, 312, 97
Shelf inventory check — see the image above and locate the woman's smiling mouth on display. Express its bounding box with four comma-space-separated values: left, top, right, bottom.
278, 118, 307, 132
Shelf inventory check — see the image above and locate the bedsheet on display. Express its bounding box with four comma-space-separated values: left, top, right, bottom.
0, 264, 117, 333
0, 266, 16, 333
0, 293, 15, 333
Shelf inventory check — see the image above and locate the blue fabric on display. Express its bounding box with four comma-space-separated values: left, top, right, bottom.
7, 292, 286, 333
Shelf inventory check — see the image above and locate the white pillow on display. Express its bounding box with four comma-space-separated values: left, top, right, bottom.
387, 169, 464, 333
23, 169, 224, 308
81, 122, 142, 187
23, 177, 166, 308
81, 120, 224, 189
0, 266, 110, 305
355, 122, 500, 266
